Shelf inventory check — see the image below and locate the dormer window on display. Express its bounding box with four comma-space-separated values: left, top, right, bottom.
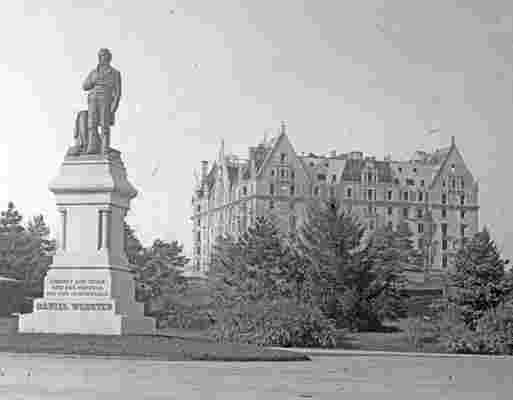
451, 163, 455, 173
280, 153, 286, 163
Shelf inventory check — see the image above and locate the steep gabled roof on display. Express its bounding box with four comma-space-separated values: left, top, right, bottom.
255, 130, 311, 181
428, 138, 457, 190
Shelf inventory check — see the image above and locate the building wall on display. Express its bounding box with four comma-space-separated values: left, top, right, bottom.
191, 134, 479, 275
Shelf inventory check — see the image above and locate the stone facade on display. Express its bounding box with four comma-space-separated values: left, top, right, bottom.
191, 126, 479, 275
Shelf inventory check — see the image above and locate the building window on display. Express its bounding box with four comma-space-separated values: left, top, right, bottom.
442, 239, 448, 250
242, 186, 247, 196
388, 221, 393, 230
387, 207, 393, 216
403, 191, 409, 201
451, 163, 455, 172
197, 219, 201, 227
461, 178, 464, 189
290, 185, 295, 196
271, 169, 275, 177
331, 174, 337, 183
442, 254, 448, 268
280, 169, 286, 178
398, 167, 402, 173
369, 220, 375, 230
269, 200, 274, 209
270, 183, 275, 195
413, 167, 418, 173
420, 179, 425, 187
442, 193, 447, 204
442, 208, 447, 218
460, 224, 466, 237
387, 190, 393, 201
280, 153, 286, 163
291, 171, 295, 180
317, 173, 326, 181
460, 195, 465, 205
460, 209, 465, 219
406, 178, 415, 186
196, 205, 201, 213
451, 179, 456, 189
367, 189, 373, 201
346, 187, 352, 198
403, 207, 409, 218
314, 186, 319, 196
442, 179, 446, 187
417, 208, 423, 218
410, 191, 416, 202
418, 223, 424, 233
418, 238, 424, 250
418, 191, 423, 202
394, 178, 400, 184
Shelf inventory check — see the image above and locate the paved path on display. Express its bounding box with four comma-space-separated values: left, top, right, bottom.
0, 352, 512, 399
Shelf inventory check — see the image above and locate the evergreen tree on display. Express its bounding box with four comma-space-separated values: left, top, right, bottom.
296, 199, 364, 314
395, 220, 423, 267
134, 238, 189, 319
210, 216, 293, 304
448, 227, 513, 329
0, 206, 55, 296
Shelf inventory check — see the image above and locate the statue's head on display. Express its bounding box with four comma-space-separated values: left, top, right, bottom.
98, 48, 112, 66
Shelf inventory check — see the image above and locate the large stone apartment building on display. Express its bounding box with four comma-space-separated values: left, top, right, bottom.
191, 123, 479, 275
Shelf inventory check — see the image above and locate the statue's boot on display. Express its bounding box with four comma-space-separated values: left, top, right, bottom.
101, 130, 110, 154
86, 129, 99, 154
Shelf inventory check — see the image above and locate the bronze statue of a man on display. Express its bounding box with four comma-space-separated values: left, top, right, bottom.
82, 48, 121, 154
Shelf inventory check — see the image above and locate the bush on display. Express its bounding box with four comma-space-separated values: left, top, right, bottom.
163, 303, 214, 330
438, 302, 513, 355
473, 302, 513, 355
209, 300, 338, 348
403, 317, 438, 351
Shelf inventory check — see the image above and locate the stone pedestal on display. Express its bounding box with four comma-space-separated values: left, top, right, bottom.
19, 150, 155, 335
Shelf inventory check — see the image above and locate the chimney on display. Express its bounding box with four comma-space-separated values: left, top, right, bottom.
451, 136, 456, 147
200, 161, 208, 180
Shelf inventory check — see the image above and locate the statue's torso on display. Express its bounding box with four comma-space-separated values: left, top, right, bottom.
89, 66, 118, 99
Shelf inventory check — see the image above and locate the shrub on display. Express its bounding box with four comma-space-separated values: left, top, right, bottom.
438, 301, 513, 355
473, 302, 513, 355
210, 300, 338, 348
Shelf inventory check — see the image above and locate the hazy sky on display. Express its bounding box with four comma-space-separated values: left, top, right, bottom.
1, 1, 513, 259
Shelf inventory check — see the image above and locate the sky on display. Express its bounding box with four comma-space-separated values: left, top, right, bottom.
1, 0, 513, 260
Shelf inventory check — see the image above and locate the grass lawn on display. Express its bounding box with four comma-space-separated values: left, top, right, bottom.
0, 332, 309, 361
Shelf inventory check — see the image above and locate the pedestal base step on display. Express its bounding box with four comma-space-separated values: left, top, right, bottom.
18, 298, 155, 335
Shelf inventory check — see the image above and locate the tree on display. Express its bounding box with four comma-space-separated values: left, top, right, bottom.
0, 205, 55, 300
447, 227, 513, 329
133, 238, 189, 322
208, 216, 337, 347
210, 216, 293, 305
395, 220, 423, 268
295, 199, 364, 317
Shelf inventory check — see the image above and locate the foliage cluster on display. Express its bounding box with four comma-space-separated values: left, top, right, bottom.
436, 228, 513, 354
208, 199, 419, 347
